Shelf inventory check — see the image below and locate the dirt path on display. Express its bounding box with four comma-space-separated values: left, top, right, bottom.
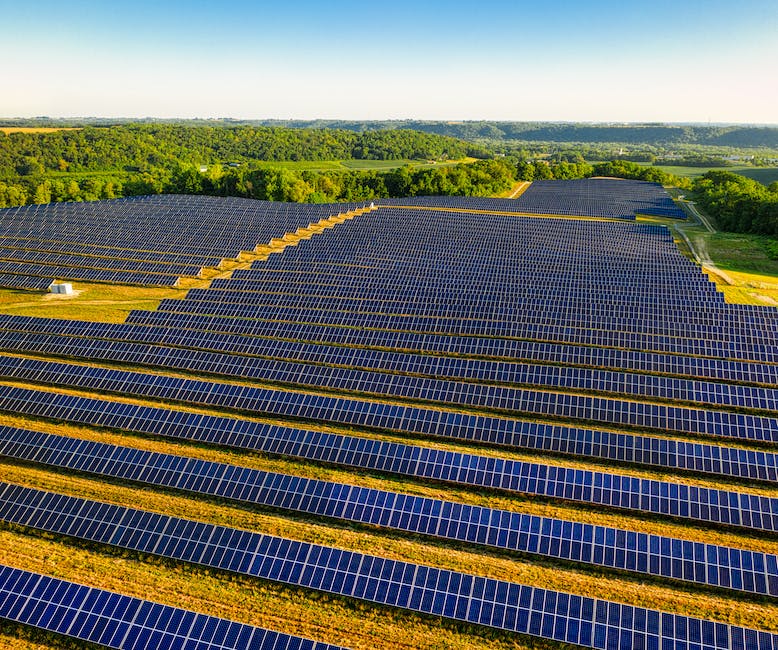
507, 181, 530, 199
670, 196, 737, 285
682, 199, 715, 234
691, 233, 735, 284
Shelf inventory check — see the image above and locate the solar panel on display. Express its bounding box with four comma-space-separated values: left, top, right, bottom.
2, 459, 777, 598
0, 325, 773, 415
0, 355, 772, 455
0, 274, 54, 291
1, 313, 775, 386
0, 564, 342, 650
0, 192, 775, 649
377, 181, 687, 220
0, 422, 778, 550
1, 482, 775, 650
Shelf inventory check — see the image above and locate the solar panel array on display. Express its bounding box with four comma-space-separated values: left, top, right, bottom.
378, 178, 687, 220
0, 564, 342, 650
0, 194, 372, 288
1, 482, 776, 650
0, 187, 775, 649
1, 434, 776, 596
0, 273, 54, 291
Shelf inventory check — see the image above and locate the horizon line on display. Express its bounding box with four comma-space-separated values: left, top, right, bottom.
2, 117, 778, 128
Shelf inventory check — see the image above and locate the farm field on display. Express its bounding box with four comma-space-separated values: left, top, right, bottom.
640, 163, 778, 185
0, 181, 776, 649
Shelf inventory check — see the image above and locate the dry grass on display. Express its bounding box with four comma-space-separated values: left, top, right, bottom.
0, 283, 187, 323
0, 623, 100, 650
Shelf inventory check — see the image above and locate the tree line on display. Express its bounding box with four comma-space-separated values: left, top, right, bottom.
0, 160, 519, 207
692, 171, 778, 236
0, 124, 486, 179
0, 124, 695, 208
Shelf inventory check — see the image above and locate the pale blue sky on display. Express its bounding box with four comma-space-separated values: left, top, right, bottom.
1, 0, 776, 122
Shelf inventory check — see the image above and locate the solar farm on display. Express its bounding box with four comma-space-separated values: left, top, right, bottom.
0, 178, 776, 650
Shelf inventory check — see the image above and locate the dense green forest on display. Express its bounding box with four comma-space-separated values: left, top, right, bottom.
0, 124, 506, 206
692, 171, 778, 236
256, 122, 778, 148
0, 124, 496, 206
0, 123, 699, 207
4, 118, 778, 148
0, 124, 485, 173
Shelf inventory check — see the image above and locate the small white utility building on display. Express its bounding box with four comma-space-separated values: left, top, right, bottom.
49, 283, 74, 295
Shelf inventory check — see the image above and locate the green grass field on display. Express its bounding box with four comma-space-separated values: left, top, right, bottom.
732, 167, 778, 185
643, 163, 778, 185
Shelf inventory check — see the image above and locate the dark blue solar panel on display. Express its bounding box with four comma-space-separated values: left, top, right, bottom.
0, 337, 773, 482
0, 430, 776, 597
1, 482, 774, 650
0, 354, 772, 453
0, 313, 775, 386
0, 391, 776, 532
0, 563, 341, 650
0, 274, 54, 291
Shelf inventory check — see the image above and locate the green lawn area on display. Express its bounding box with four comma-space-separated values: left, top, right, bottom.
252, 160, 346, 171
339, 159, 415, 170
732, 167, 778, 185
683, 228, 778, 306
703, 232, 778, 276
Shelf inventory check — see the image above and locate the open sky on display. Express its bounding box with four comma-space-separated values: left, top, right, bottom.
1, 0, 776, 123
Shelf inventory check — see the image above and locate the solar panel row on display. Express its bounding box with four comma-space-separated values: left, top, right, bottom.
0, 248, 204, 277
126, 309, 778, 362
0, 407, 773, 534
0, 236, 224, 267
253, 209, 685, 261
2, 324, 775, 416
190, 285, 747, 318
0, 194, 373, 260
2, 482, 776, 650
218, 269, 776, 319
0, 324, 753, 479
2, 435, 776, 598
0, 195, 375, 292
0, 564, 341, 650
1, 353, 772, 448
377, 180, 687, 220
0, 341, 776, 481
1, 313, 774, 386
0, 274, 54, 292
0, 261, 180, 287
154, 297, 777, 345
